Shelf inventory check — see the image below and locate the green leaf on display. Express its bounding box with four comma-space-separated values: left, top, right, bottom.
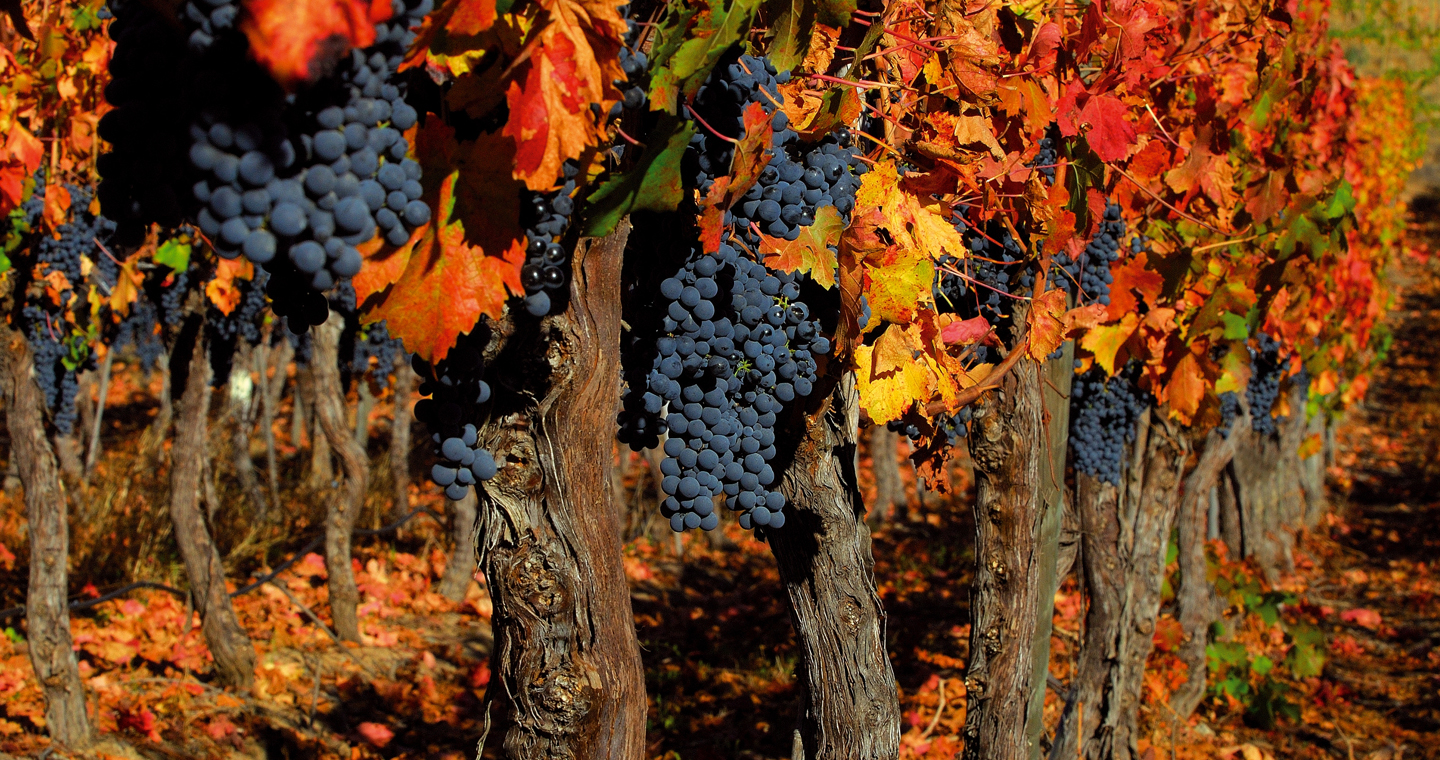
155, 239, 192, 272
1207, 641, 1249, 666
765, 0, 817, 71
1324, 180, 1356, 220
1221, 312, 1249, 340
1251, 654, 1273, 676
582, 117, 696, 237
647, 0, 763, 114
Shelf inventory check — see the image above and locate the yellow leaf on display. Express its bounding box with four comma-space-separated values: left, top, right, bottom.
1164, 352, 1205, 423
856, 325, 935, 425
1080, 312, 1139, 375
108, 258, 144, 316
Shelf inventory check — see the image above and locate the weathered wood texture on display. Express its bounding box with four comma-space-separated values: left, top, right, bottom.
389, 351, 415, 516
963, 356, 1047, 760
472, 224, 646, 759
310, 313, 369, 643
0, 326, 93, 747
867, 424, 905, 525
1052, 409, 1187, 760
770, 373, 902, 759
168, 320, 257, 688
438, 489, 479, 602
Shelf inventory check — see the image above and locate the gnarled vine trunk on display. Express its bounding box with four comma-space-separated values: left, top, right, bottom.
770, 373, 902, 760
866, 424, 904, 526
0, 326, 93, 748
963, 355, 1046, 760
438, 489, 479, 602
1171, 418, 1244, 721
168, 318, 257, 688
309, 313, 368, 643
389, 351, 415, 516
472, 224, 646, 759
1051, 409, 1187, 760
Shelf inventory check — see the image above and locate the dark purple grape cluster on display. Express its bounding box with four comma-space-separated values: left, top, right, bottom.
685, 53, 795, 199
617, 241, 830, 531
206, 269, 269, 384
1031, 131, 1058, 184
889, 405, 971, 448
1216, 390, 1242, 439
1050, 202, 1124, 307
1070, 366, 1151, 485
1246, 332, 1291, 436
411, 332, 499, 499
932, 213, 1029, 365
518, 161, 579, 317
100, 0, 433, 331
113, 299, 166, 374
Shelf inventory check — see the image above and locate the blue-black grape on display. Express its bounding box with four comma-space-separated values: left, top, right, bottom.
1246, 332, 1291, 436
411, 330, 500, 498
1069, 366, 1151, 485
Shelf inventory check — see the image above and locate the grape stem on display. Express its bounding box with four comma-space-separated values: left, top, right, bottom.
684, 104, 739, 145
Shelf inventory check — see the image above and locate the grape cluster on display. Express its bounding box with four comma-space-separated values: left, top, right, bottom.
350, 320, 406, 387
518, 163, 580, 317
113, 299, 166, 373
206, 269, 270, 384
609, 46, 650, 119
617, 242, 830, 531
1032, 132, 1059, 184
933, 214, 1029, 361
1216, 390, 1242, 439
101, 0, 433, 330
685, 54, 795, 200
1050, 202, 1124, 307
1245, 332, 1291, 436
888, 406, 972, 448
21, 303, 85, 435
411, 332, 499, 499
1070, 366, 1151, 485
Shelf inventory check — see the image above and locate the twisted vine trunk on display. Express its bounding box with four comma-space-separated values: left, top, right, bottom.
438, 489, 479, 602
962, 355, 1046, 760
168, 318, 256, 688
472, 224, 646, 759
259, 336, 292, 509
1051, 409, 1187, 760
1171, 419, 1244, 721
866, 424, 904, 526
770, 373, 902, 759
228, 342, 268, 518
0, 326, 93, 748
389, 351, 415, 516
309, 313, 368, 643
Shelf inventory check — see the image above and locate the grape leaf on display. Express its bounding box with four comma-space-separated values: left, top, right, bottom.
583, 115, 695, 238
153, 239, 191, 272
503, 0, 628, 189
940, 315, 991, 345
205, 258, 254, 317
759, 205, 842, 289
0, 125, 43, 214
1163, 351, 1205, 423
764, 0, 817, 72
239, 0, 389, 89
107, 257, 144, 316
1026, 288, 1067, 360
647, 0, 763, 114
1080, 312, 1138, 375
856, 324, 934, 424
1106, 250, 1164, 321
1076, 94, 1135, 162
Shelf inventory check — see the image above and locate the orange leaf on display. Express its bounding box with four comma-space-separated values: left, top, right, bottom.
502, 0, 627, 189
1081, 312, 1139, 375
759, 206, 843, 289
1106, 251, 1163, 320
363, 127, 525, 362
239, 0, 388, 89
698, 102, 772, 251
205, 257, 254, 316
1163, 352, 1205, 423
1026, 288, 1067, 361
43, 183, 71, 233
1062, 302, 1107, 337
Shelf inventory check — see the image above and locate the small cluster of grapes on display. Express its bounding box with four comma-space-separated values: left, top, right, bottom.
206, 269, 270, 384
1050, 202, 1125, 307
113, 299, 166, 374
411, 332, 499, 499
1245, 332, 1291, 436
888, 405, 972, 448
1032, 131, 1059, 184
518, 162, 580, 317
350, 320, 406, 387
1069, 366, 1151, 485
685, 55, 794, 198
1216, 390, 1242, 439
933, 214, 1030, 362
729, 135, 866, 246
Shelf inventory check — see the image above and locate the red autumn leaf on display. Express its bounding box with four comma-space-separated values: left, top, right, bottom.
1340, 608, 1382, 630
502, 0, 628, 189
357, 721, 395, 747
1077, 95, 1136, 162
940, 315, 991, 346
42, 182, 71, 233
698, 102, 773, 251
1163, 352, 1205, 422
240, 0, 391, 89
1106, 251, 1164, 320
0, 125, 43, 214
